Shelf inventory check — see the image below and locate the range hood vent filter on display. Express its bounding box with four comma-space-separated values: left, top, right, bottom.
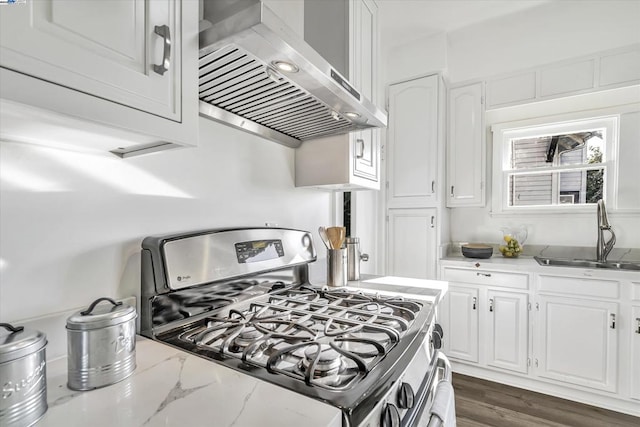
199, 46, 354, 145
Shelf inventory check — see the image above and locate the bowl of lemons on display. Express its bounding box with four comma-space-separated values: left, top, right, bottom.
499, 226, 527, 258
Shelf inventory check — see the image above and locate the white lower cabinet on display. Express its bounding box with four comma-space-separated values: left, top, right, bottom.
440, 266, 528, 373
440, 261, 640, 417
441, 285, 479, 363
632, 305, 640, 400
535, 295, 618, 393
486, 290, 529, 373
386, 208, 437, 279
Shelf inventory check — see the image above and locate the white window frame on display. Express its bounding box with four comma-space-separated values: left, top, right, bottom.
491, 114, 619, 215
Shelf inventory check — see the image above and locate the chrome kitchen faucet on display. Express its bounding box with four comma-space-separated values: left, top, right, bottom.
596, 199, 616, 262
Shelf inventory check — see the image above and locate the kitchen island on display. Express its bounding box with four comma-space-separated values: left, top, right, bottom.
38, 337, 343, 427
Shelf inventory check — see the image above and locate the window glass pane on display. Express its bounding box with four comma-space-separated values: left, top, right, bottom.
509, 173, 553, 206
510, 137, 550, 169
508, 167, 604, 206
510, 130, 605, 169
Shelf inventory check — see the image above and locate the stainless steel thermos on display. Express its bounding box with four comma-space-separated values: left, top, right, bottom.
346, 237, 369, 281
66, 297, 137, 391
0, 323, 48, 427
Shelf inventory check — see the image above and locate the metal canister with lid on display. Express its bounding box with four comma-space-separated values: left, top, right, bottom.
66, 297, 137, 391
0, 323, 48, 427
346, 237, 369, 281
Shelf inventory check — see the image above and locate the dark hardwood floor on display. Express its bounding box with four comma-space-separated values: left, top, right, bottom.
452, 373, 640, 427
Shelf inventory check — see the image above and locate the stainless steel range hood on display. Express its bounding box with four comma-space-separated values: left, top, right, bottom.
199, 0, 387, 148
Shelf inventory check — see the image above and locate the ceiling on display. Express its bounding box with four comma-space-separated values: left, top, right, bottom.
377, 0, 552, 46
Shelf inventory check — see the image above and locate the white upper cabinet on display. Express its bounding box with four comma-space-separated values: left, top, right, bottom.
0, 0, 198, 156
485, 45, 640, 110
387, 75, 439, 207
446, 82, 485, 207
296, 0, 381, 190
1, 0, 179, 120
349, 0, 379, 184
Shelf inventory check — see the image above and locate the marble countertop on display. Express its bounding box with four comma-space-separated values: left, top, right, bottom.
38, 337, 342, 427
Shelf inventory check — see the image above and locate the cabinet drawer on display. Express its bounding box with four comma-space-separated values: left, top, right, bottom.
538, 275, 619, 299
442, 267, 529, 289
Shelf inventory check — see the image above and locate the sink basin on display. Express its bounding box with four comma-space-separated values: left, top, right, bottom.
534, 256, 640, 271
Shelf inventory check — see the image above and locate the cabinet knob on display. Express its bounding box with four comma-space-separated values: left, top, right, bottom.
472, 297, 477, 310
489, 298, 494, 312
636, 318, 640, 334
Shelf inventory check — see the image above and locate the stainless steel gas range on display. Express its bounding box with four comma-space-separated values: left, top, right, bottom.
140, 227, 454, 427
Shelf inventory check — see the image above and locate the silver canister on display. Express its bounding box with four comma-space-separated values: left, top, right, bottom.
0, 323, 48, 427
346, 237, 369, 281
327, 248, 347, 287
66, 297, 137, 391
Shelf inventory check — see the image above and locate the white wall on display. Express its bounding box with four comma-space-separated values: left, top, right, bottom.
383, 32, 447, 84
0, 118, 332, 323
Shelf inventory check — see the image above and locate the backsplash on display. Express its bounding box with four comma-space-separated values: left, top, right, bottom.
0, 118, 332, 324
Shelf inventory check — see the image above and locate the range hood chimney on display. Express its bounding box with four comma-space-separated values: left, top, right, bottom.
199, 0, 387, 148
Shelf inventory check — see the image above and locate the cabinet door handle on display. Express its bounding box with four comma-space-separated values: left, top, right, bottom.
356, 139, 365, 159
153, 25, 171, 75
472, 297, 477, 310
450, 185, 454, 197
476, 272, 491, 277
610, 313, 616, 330
430, 216, 435, 228
431, 180, 435, 193
489, 298, 494, 312
636, 318, 640, 334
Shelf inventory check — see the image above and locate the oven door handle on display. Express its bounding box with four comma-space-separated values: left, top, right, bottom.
426, 353, 454, 427
401, 351, 452, 427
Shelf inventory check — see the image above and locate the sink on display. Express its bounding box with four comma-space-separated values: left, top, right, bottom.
534, 256, 640, 271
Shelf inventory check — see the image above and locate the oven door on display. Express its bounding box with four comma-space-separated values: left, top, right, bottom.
403, 351, 455, 427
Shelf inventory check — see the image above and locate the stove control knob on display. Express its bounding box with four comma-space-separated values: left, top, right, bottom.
431, 330, 442, 349
431, 324, 443, 350
381, 403, 400, 427
434, 323, 444, 338
397, 382, 415, 409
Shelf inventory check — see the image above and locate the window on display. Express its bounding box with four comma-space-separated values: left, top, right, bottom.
492, 115, 618, 213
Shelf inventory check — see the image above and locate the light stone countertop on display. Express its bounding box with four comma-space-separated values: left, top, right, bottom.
38, 337, 342, 427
